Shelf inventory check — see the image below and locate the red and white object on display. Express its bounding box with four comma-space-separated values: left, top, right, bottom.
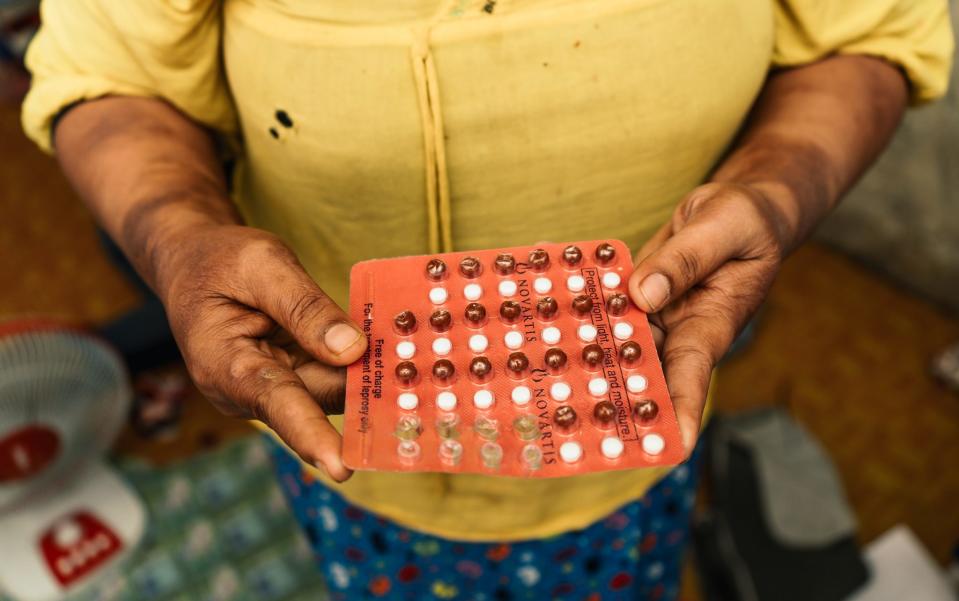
0, 321, 145, 601
343, 240, 684, 477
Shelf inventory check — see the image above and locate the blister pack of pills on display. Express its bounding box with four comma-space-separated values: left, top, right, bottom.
343, 240, 684, 477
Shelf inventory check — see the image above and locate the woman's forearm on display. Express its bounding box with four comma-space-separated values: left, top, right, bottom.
712, 55, 909, 251
54, 96, 240, 292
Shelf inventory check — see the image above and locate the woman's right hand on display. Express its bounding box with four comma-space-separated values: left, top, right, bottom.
155, 224, 368, 481
52, 98, 367, 481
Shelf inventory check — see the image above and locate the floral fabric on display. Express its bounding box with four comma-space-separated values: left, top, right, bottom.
270, 439, 700, 600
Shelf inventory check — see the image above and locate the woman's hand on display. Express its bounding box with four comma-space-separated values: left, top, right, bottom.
53, 97, 369, 482
626, 55, 909, 455
156, 224, 367, 481
627, 182, 787, 454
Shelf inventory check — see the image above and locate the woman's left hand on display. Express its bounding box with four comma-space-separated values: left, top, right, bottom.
627, 182, 791, 455
626, 54, 910, 457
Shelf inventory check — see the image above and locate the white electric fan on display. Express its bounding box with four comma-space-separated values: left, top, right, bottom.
0, 320, 145, 601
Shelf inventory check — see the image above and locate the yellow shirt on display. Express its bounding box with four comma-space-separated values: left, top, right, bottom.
23, 0, 952, 541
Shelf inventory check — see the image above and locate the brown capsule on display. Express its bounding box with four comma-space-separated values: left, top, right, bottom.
582, 344, 604, 368
633, 399, 659, 424
544, 348, 567, 371
562, 245, 583, 267
493, 253, 516, 275
506, 352, 529, 374
393, 310, 417, 335
553, 405, 578, 431
528, 248, 550, 272
595, 243, 616, 265
432, 359, 455, 382
464, 302, 487, 325
470, 356, 493, 379
619, 341, 642, 365
571, 295, 594, 317
593, 401, 617, 426
429, 309, 452, 332
500, 300, 522, 323
426, 259, 447, 281
606, 293, 629, 317
536, 296, 558, 319
395, 361, 417, 384
459, 256, 482, 278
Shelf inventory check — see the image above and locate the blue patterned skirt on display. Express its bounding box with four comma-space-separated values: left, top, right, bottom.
269, 439, 699, 601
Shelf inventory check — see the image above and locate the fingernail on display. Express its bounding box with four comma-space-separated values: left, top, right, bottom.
316, 459, 351, 483
324, 322, 362, 355
639, 273, 671, 311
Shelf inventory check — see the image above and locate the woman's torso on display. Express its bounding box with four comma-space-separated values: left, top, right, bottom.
223, 0, 773, 541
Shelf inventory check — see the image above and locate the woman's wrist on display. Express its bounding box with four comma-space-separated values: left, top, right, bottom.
130, 197, 241, 297
710, 133, 842, 255
707, 56, 908, 255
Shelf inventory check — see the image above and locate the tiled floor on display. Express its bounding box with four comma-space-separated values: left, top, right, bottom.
2, 101, 958, 601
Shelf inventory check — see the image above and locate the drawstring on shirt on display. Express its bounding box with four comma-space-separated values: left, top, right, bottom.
409, 2, 457, 254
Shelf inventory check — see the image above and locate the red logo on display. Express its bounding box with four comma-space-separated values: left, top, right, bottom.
0, 425, 60, 483
39, 512, 124, 587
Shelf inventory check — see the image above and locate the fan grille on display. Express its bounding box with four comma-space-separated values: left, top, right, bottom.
0, 325, 130, 510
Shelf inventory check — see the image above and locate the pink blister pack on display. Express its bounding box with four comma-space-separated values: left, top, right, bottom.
343, 240, 684, 477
